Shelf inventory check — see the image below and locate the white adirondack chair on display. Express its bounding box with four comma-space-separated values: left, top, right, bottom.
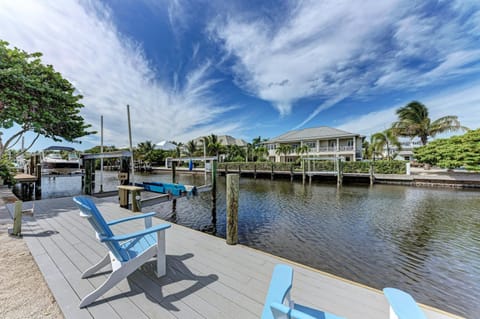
73, 196, 171, 308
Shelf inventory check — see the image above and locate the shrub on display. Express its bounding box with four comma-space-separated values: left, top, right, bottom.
0, 157, 15, 185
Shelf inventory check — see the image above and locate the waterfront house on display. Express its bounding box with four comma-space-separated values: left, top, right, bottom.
265, 126, 364, 162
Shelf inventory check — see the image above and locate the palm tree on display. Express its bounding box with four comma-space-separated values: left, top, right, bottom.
251, 136, 269, 161
275, 144, 292, 162
370, 129, 401, 160
206, 134, 224, 158
254, 145, 268, 161
362, 141, 373, 160
171, 141, 183, 158
392, 101, 467, 145
137, 140, 156, 163
186, 140, 197, 157
297, 144, 309, 166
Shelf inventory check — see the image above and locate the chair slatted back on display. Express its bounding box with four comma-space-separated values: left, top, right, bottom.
73, 196, 128, 262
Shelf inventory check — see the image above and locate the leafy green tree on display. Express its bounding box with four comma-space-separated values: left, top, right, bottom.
392, 101, 466, 145
0, 40, 93, 158
413, 129, 480, 171
0, 155, 15, 185
370, 129, 401, 160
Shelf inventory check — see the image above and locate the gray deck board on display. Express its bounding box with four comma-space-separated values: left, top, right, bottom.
10, 196, 463, 319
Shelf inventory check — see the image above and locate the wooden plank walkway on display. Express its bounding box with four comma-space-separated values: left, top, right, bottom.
8, 197, 462, 319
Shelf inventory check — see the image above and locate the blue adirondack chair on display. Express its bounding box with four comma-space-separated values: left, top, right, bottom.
262, 264, 345, 319
383, 288, 427, 319
73, 196, 171, 308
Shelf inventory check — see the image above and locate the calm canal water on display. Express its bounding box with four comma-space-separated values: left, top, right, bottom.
30, 171, 480, 318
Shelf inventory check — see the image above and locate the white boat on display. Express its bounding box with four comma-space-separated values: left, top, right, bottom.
41, 146, 81, 175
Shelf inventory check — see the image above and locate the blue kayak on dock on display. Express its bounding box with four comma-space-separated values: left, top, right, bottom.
137, 181, 197, 197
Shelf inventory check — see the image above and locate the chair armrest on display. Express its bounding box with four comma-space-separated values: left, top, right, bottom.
290, 308, 317, 319
107, 212, 156, 226
101, 223, 171, 242
383, 288, 427, 319
270, 302, 290, 317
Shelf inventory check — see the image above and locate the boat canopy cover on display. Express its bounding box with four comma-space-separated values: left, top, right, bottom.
43, 146, 76, 152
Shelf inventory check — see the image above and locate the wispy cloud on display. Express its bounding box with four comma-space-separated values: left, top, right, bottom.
338, 82, 480, 138
0, 0, 241, 146
212, 0, 480, 127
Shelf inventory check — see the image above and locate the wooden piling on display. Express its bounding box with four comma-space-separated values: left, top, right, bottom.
271, 163, 274, 180
254, 164, 257, 180
12, 201, 22, 236
172, 161, 177, 212
226, 173, 238, 245
337, 158, 343, 188
35, 162, 41, 198
302, 159, 306, 185
370, 163, 375, 186
83, 159, 94, 195
211, 160, 217, 224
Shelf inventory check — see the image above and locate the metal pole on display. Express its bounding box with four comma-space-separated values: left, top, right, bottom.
127, 105, 135, 185
100, 115, 104, 192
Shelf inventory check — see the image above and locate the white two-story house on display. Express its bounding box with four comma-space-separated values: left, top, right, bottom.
265, 126, 364, 162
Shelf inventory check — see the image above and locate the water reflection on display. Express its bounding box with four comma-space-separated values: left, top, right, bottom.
23, 171, 480, 317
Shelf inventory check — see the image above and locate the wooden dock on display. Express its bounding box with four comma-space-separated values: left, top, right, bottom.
8, 197, 462, 319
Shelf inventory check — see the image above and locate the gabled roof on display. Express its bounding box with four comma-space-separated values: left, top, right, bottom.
193, 135, 248, 147
268, 126, 361, 143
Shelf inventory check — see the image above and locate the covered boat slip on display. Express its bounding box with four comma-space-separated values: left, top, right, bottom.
9, 197, 462, 319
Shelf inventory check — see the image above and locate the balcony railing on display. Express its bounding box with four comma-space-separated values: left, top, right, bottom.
267, 146, 355, 155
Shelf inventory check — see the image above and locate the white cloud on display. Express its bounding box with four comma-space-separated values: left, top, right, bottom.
0, 0, 241, 147
337, 83, 480, 138
212, 0, 480, 127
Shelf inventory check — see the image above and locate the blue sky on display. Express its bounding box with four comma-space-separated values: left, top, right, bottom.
1, 0, 479, 151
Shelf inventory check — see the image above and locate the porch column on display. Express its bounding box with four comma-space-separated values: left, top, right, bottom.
336, 138, 339, 152
353, 136, 356, 161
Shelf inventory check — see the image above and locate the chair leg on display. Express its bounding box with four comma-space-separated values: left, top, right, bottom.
155, 231, 166, 277
82, 253, 111, 279
80, 250, 156, 308
80, 266, 129, 308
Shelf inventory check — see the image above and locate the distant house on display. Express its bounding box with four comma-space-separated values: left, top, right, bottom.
392, 139, 423, 161
265, 127, 364, 162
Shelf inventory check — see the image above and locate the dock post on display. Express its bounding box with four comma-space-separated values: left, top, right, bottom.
12, 201, 23, 236
35, 162, 41, 198
226, 173, 238, 245
337, 158, 343, 188
172, 161, 177, 212
290, 164, 294, 183
302, 159, 306, 185
370, 163, 375, 186
254, 164, 257, 180
84, 159, 93, 195
211, 160, 217, 226
271, 163, 274, 180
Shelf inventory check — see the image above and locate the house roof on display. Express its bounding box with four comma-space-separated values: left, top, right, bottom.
268, 126, 361, 143
193, 135, 248, 147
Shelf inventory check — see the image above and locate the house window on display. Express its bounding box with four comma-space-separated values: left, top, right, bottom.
347, 140, 353, 147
